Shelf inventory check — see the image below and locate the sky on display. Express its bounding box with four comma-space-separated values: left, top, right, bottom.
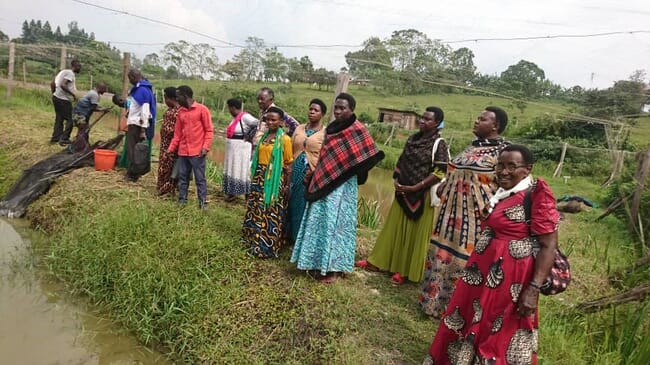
2, 0, 649, 89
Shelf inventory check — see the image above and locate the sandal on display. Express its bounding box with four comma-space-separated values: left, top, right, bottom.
390, 273, 406, 285
355, 259, 380, 272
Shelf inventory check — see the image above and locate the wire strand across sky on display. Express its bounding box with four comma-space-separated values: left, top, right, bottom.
69, 0, 650, 50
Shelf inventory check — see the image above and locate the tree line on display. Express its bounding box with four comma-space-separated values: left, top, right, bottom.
2, 19, 649, 119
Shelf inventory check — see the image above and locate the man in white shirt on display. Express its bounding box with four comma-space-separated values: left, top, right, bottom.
50, 60, 81, 145
123, 68, 156, 182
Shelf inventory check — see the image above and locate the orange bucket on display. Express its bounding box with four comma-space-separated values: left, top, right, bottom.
93, 149, 118, 171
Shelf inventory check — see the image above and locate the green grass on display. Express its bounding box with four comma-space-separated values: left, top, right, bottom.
2, 84, 650, 364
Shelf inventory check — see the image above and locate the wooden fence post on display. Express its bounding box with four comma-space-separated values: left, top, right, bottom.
329, 72, 350, 122
59, 45, 67, 71
5, 42, 15, 100
629, 144, 650, 237
119, 52, 131, 134
22, 59, 26, 84
553, 142, 568, 178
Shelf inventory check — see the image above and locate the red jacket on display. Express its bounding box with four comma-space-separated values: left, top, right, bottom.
168, 102, 214, 157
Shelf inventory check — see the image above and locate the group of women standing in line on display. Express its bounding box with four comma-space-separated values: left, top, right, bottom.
170, 89, 562, 362
234, 92, 384, 282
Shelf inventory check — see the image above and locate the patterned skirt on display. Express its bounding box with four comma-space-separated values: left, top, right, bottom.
241, 164, 288, 258
290, 177, 358, 275
156, 150, 177, 196
419, 168, 491, 318
223, 138, 252, 196
287, 152, 309, 243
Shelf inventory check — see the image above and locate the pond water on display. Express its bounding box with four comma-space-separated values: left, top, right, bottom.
209, 142, 397, 219
0, 219, 172, 365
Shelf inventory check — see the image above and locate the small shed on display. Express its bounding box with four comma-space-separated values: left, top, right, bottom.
377, 108, 419, 130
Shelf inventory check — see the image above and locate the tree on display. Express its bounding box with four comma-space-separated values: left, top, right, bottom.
312, 68, 336, 91
21, 20, 36, 43
221, 60, 245, 80
448, 47, 477, 84
345, 37, 392, 80
581, 77, 646, 118
500, 60, 546, 98
142, 53, 166, 79
162, 41, 220, 79
385, 29, 452, 94
0, 30, 8, 42
143, 53, 162, 67
54, 26, 63, 40
232, 37, 266, 81
629, 69, 647, 84
287, 55, 314, 83
262, 47, 288, 82
299, 56, 314, 74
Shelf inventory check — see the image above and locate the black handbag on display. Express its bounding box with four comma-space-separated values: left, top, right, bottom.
129, 141, 151, 176
170, 158, 180, 180
523, 187, 571, 295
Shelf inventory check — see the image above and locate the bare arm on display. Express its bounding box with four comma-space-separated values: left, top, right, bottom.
517, 230, 558, 316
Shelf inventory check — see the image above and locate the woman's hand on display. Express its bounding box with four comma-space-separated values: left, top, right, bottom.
517, 286, 539, 317
395, 181, 415, 195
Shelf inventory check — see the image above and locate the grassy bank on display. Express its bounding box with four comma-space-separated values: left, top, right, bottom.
1, 86, 648, 364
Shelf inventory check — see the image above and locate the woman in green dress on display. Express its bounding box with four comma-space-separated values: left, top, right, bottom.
356, 107, 448, 284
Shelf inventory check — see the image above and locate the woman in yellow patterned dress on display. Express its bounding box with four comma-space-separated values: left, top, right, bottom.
419, 106, 510, 318
241, 107, 293, 258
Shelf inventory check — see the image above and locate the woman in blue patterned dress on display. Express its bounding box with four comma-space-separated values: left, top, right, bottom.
287, 99, 326, 243
290, 93, 384, 283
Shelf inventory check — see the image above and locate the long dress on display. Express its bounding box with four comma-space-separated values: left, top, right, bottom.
291, 114, 384, 276
424, 178, 560, 365
223, 113, 258, 196
241, 134, 292, 258
367, 131, 448, 282
156, 106, 179, 195
288, 124, 324, 243
419, 138, 509, 318
290, 177, 358, 275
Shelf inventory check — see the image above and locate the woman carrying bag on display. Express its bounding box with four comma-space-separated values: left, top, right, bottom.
356, 107, 449, 284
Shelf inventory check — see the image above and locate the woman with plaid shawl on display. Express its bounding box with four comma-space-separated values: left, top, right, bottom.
290, 93, 384, 283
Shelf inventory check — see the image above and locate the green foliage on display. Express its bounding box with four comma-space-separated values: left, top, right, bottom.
605, 159, 650, 246
581, 80, 647, 119
357, 111, 375, 124
357, 197, 381, 229
161, 41, 220, 79
500, 60, 546, 98
3, 84, 650, 365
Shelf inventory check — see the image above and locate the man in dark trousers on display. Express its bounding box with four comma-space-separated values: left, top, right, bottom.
50, 59, 81, 145
167, 86, 214, 209
123, 68, 156, 182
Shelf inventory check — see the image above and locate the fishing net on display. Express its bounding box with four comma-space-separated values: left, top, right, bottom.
0, 135, 123, 218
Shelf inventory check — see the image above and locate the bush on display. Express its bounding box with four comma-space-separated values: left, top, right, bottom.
357, 111, 375, 124
605, 158, 650, 248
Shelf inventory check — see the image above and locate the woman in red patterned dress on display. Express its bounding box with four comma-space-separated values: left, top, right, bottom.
424, 144, 560, 365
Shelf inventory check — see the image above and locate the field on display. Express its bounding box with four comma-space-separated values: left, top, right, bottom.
0, 84, 648, 364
